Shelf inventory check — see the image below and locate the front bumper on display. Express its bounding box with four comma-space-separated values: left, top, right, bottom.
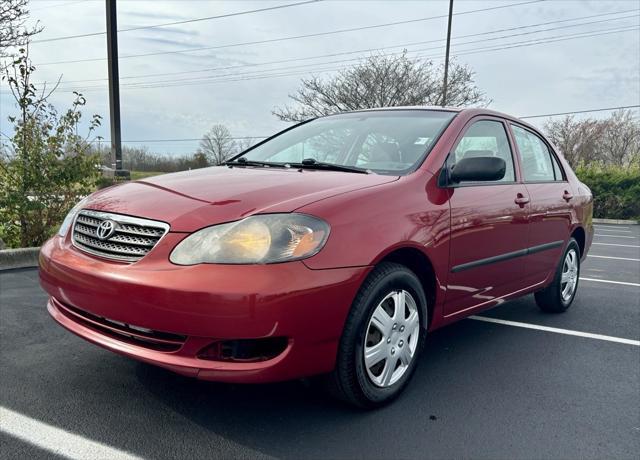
40, 235, 369, 383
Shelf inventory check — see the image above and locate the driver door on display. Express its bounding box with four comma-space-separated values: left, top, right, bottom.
443, 118, 530, 317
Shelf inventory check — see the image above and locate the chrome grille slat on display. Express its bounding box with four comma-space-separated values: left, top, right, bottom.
117, 224, 165, 237
110, 233, 157, 247
74, 224, 97, 238
72, 210, 169, 263
74, 233, 150, 255
76, 215, 100, 227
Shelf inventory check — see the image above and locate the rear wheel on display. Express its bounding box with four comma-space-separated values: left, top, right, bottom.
535, 238, 580, 313
326, 262, 426, 408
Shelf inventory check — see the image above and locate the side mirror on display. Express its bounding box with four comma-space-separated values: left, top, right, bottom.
449, 156, 506, 183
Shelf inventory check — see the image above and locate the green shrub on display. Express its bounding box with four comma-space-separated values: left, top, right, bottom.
575, 163, 640, 220
1, 49, 101, 248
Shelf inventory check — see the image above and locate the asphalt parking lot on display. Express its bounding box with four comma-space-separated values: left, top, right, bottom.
1, 224, 638, 460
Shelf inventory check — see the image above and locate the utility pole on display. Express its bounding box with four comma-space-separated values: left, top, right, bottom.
106, 0, 127, 176
442, 0, 454, 107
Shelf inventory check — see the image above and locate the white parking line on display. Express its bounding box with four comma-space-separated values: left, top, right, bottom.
592, 242, 640, 248
469, 316, 640, 346
0, 406, 142, 460
588, 255, 640, 262
594, 229, 633, 234
594, 225, 630, 230
594, 234, 638, 239
580, 277, 640, 287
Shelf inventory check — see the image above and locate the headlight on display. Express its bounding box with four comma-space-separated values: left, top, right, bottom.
58, 197, 89, 237
170, 213, 330, 265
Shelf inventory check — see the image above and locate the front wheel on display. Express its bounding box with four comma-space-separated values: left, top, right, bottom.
535, 238, 580, 313
326, 262, 426, 408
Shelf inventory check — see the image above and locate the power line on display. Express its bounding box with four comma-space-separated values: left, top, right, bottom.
35, 0, 548, 66
31, 0, 322, 44
119, 26, 639, 91
45, 25, 637, 93
520, 105, 640, 119
115, 22, 640, 89
39, 9, 640, 86
444, 25, 638, 59
41, 19, 638, 92
115, 0, 321, 33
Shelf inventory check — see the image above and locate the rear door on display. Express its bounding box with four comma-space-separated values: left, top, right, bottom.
444, 118, 530, 317
510, 124, 573, 285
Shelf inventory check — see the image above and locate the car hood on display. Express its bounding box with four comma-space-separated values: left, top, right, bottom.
85, 166, 398, 232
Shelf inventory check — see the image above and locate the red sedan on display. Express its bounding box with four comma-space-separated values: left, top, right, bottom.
40, 107, 593, 407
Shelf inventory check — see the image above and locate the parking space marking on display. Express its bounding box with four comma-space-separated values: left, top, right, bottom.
594, 234, 638, 239
588, 255, 640, 262
0, 406, 142, 460
469, 316, 640, 346
594, 225, 630, 230
592, 242, 640, 248
580, 277, 640, 287
594, 229, 633, 234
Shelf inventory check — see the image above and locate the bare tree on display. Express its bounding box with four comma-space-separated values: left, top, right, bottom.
235, 137, 256, 154
0, 0, 43, 57
198, 124, 236, 165
597, 110, 640, 166
545, 110, 639, 167
544, 116, 605, 167
273, 52, 487, 122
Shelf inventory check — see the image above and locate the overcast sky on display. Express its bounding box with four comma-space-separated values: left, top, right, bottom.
1, 0, 638, 155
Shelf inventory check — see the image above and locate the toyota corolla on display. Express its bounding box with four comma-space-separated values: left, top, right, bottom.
39, 107, 593, 407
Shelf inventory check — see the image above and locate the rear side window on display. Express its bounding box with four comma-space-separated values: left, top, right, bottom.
511, 125, 560, 182
451, 120, 515, 183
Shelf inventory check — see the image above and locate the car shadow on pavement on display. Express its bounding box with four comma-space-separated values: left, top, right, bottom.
132, 319, 507, 459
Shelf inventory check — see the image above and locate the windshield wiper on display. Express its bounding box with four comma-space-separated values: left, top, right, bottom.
293, 158, 371, 174
224, 158, 285, 168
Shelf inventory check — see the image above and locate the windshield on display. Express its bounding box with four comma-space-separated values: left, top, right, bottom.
237, 110, 457, 175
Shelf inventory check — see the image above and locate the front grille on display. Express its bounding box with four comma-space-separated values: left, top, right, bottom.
72, 210, 169, 262
56, 300, 186, 352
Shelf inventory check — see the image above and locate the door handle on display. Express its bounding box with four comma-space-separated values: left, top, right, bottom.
563, 190, 573, 201
514, 193, 530, 207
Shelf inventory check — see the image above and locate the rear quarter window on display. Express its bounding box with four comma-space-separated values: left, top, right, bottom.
511, 125, 557, 182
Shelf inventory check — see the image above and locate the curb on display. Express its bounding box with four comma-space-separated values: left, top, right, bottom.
593, 218, 639, 225
0, 247, 40, 271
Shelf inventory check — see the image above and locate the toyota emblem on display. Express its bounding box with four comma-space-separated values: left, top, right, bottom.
96, 220, 117, 240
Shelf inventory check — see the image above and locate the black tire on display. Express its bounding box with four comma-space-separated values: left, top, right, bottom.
326, 262, 427, 409
535, 238, 581, 313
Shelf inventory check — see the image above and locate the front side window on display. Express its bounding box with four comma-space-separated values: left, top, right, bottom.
511, 125, 559, 182
238, 110, 457, 175
450, 119, 516, 183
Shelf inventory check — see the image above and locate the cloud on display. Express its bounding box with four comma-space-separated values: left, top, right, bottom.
137, 36, 205, 49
